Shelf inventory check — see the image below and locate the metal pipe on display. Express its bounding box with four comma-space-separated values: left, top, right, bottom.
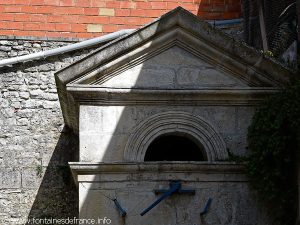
113, 198, 127, 217
140, 181, 181, 216
0, 29, 135, 67
208, 18, 243, 26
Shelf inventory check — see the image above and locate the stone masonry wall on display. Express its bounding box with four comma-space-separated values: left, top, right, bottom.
0, 37, 101, 225
0, 21, 245, 224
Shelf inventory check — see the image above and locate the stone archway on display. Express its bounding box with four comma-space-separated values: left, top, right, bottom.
124, 111, 228, 162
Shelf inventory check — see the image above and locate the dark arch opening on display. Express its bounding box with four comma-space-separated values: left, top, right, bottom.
144, 133, 206, 161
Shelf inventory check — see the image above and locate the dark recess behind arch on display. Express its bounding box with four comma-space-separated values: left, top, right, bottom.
144, 134, 205, 161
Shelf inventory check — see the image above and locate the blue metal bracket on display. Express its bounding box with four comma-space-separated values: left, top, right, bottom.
140, 181, 195, 216
113, 198, 127, 217
200, 198, 212, 216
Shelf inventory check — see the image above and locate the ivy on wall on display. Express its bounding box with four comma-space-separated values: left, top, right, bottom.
246, 80, 300, 225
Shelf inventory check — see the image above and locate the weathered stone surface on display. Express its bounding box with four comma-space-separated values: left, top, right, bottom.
0, 38, 100, 224
0, 168, 21, 188
71, 163, 270, 225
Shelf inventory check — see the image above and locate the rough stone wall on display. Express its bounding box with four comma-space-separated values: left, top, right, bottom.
0, 37, 100, 225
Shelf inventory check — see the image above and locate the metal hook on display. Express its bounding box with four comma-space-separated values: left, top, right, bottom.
200, 198, 212, 216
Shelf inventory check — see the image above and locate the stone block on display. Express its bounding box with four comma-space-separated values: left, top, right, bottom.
99, 8, 115, 16
87, 24, 102, 33
29, 89, 43, 98
0, 168, 21, 188
19, 92, 30, 100
21, 168, 43, 189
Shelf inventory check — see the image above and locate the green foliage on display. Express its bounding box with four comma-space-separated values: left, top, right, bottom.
35, 164, 43, 178
247, 81, 300, 225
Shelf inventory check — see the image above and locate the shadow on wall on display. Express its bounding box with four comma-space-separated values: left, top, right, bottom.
74, 12, 268, 225
26, 126, 79, 223
196, 1, 242, 20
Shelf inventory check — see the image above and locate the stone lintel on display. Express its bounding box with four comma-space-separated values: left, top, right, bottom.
69, 162, 247, 185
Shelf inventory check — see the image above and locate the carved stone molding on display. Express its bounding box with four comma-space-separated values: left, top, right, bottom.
124, 111, 227, 162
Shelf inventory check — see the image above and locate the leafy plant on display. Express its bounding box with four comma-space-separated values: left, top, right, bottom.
246, 80, 300, 225
36, 164, 43, 178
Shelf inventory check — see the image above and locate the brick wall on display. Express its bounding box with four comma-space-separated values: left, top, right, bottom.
0, 0, 242, 39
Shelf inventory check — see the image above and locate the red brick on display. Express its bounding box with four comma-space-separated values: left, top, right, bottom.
1, 13, 15, 21
46, 31, 63, 38
226, 0, 241, 4
106, 2, 120, 8
145, 9, 162, 18
148, 0, 164, 2
78, 15, 110, 24
54, 6, 84, 15
102, 25, 118, 32
4, 6, 21, 13
91, 0, 106, 7
36, 6, 55, 14
180, 3, 197, 11
21, 6, 37, 13
44, 0, 59, 5
127, 17, 142, 25
66, 7, 84, 14
7, 22, 24, 30
115, 9, 130, 16
140, 17, 153, 25
76, 0, 91, 7
15, 0, 31, 5
0, 30, 14, 36
167, 3, 180, 10
47, 15, 63, 22
62, 15, 79, 23
7, 22, 23, 29
84, 7, 98, 15
210, 0, 225, 4
39, 23, 56, 30
55, 23, 71, 31
76, 32, 93, 38
211, 3, 225, 12
194, 0, 202, 4
24, 22, 40, 30
25, 30, 46, 36
199, 3, 212, 11
226, 4, 241, 12
30, 0, 45, 5
61, 32, 76, 38
71, 23, 86, 32
136, 2, 152, 9
130, 9, 146, 17
118, 24, 138, 30
30, 14, 47, 22
120, 2, 136, 9
14, 13, 30, 21
151, 2, 167, 9
203, 12, 222, 19
0, 0, 13, 5
60, 0, 75, 6
109, 16, 126, 25
223, 11, 239, 19
181, 0, 194, 3
0, 22, 7, 29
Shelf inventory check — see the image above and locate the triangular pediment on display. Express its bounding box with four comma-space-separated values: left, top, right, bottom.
55, 7, 293, 132
90, 45, 248, 89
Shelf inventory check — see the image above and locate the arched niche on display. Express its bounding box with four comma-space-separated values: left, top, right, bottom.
144, 132, 206, 161
124, 111, 228, 162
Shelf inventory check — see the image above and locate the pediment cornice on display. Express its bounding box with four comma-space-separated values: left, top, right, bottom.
54, 7, 295, 133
